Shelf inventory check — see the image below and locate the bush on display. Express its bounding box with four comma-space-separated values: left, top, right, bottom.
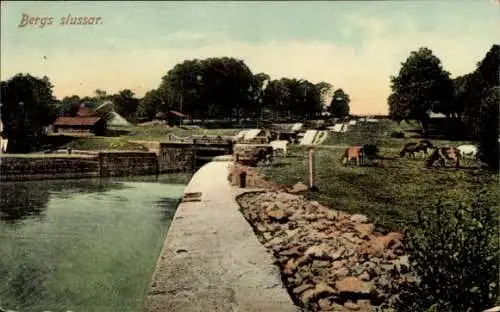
478, 87, 499, 170
390, 131, 406, 138
397, 189, 499, 312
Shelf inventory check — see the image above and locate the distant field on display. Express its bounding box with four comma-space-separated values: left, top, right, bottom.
259, 121, 498, 233
45, 126, 243, 151
323, 119, 476, 148
125, 125, 242, 141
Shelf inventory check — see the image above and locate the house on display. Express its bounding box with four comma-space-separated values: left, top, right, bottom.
51, 104, 107, 136
52, 117, 106, 136
166, 110, 186, 126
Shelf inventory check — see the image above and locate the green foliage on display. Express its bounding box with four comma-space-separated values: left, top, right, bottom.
57, 95, 82, 116
388, 47, 453, 134
160, 57, 256, 120
1, 74, 58, 153
456, 45, 499, 170
111, 89, 139, 121
328, 88, 350, 118
136, 89, 165, 120
478, 86, 499, 169
398, 189, 499, 312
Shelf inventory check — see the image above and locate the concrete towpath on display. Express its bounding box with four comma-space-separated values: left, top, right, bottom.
143, 159, 299, 312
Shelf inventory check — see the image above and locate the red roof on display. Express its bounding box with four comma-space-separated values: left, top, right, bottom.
76, 106, 96, 117
53, 117, 102, 126
169, 110, 186, 117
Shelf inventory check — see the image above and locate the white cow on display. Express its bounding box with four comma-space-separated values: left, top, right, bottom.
270, 140, 289, 158
457, 144, 479, 167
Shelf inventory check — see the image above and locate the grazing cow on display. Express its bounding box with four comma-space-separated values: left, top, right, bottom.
456, 144, 479, 167
270, 140, 289, 158
361, 144, 380, 160
400, 140, 434, 159
256, 146, 273, 165
342, 145, 362, 166
426, 147, 458, 168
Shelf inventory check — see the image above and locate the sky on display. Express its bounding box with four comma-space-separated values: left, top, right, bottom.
1, 1, 499, 115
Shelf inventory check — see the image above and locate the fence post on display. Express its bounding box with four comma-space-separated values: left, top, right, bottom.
192, 139, 197, 173
308, 147, 315, 190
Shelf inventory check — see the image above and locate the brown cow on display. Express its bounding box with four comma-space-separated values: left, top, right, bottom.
400, 141, 433, 159
426, 147, 458, 168
342, 145, 363, 166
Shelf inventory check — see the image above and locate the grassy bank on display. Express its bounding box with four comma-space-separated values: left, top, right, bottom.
259, 122, 498, 233
126, 124, 241, 141
44, 126, 242, 151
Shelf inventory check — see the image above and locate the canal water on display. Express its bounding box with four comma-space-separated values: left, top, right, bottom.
0, 173, 192, 312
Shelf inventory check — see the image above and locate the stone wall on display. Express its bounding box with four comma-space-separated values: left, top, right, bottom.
98, 151, 159, 177
157, 142, 194, 172
0, 140, 232, 181
128, 140, 162, 155
0, 156, 100, 181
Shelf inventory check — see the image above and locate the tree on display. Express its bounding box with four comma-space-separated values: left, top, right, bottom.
315, 82, 333, 110
389, 47, 453, 136
250, 72, 271, 119
57, 95, 81, 116
328, 88, 350, 118
136, 89, 164, 121
94, 89, 109, 101
477, 86, 499, 170
388, 92, 408, 123
161, 57, 256, 121
111, 89, 139, 120
262, 79, 288, 120
0, 74, 58, 153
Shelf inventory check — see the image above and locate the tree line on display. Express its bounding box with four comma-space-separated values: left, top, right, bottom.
32, 57, 350, 123
1, 57, 352, 152
388, 44, 499, 169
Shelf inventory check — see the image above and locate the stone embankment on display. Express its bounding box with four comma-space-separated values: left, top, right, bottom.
231, 164, 416, 312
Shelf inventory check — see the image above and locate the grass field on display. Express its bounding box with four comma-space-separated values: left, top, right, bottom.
259, 121, 498, 233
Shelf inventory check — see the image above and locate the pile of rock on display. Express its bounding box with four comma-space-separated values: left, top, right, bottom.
236, 191, 416, 312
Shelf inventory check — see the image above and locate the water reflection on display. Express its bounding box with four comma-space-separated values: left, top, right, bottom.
155, 197, 183, 222
0, 174, 190, 312
0, 179, 127, 224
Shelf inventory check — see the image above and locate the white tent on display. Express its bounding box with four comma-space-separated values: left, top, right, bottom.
329, 124, 343, 132
300, 130, 317, 145
95, 101, 132, 127
291, 123, 303, 132
108, 111, 132, 127
234, 130, 247, 140
243, 129, 264, 140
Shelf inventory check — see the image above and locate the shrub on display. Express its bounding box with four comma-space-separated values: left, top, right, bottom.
397, 189, 499, 312
478, 86, 499, 170
390, 131, 406, 138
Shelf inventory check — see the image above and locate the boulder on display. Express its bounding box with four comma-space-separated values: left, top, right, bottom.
288, 182, 309, 194
335, 277, 373, 295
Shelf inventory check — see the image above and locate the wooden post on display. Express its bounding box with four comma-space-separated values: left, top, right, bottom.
308, 147, 315, 189
192, 139, 197, 172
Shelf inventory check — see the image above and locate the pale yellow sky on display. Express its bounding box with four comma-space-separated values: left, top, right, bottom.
1, 1, 499, 115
